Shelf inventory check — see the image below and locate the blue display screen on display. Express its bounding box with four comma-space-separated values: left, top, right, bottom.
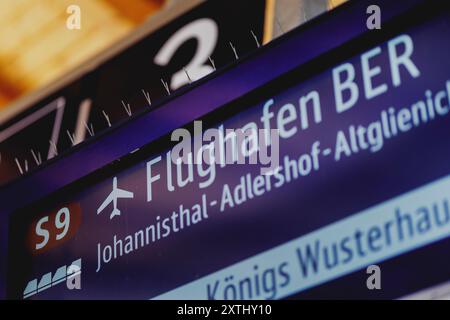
3, 0, 450, 300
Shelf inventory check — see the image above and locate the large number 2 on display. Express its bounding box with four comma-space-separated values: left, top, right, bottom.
154, 18, 218, 90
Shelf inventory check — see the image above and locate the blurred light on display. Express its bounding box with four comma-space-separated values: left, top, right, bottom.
0, 0, 165, 111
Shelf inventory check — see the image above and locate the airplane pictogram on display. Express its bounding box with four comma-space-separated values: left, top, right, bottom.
97, 177, 134, 219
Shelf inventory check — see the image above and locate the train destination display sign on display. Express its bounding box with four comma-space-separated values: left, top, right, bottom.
4, 0, 450, 300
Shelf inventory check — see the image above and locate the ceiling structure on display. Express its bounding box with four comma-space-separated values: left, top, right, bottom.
0, 0, 165, 110
0, 0, 347, 113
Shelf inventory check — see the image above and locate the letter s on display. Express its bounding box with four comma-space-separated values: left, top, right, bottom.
35, 216, 50, 250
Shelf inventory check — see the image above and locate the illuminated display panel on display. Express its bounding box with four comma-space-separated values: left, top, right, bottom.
2, 0, 449, 300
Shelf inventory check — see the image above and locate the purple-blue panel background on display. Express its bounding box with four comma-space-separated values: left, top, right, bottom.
0, 0, 443, 299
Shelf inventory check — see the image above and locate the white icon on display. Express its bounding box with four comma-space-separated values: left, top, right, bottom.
97, 177, 134, 219
23, 258, 82, 299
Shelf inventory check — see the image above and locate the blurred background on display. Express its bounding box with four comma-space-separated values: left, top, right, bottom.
0, 0, 346, 112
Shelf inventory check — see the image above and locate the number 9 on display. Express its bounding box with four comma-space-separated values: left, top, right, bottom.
55, 207, 70, 240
